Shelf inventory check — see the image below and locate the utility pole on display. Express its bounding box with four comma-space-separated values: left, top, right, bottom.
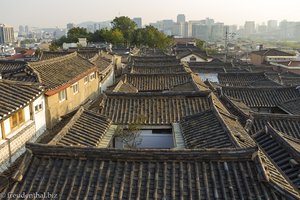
224, 26, 229, 63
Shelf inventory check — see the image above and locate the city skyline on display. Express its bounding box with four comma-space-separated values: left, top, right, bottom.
1, 0, 300, 29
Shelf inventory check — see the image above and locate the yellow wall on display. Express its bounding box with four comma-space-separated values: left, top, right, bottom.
45, 72, 99, 129
250, 54, 264, 65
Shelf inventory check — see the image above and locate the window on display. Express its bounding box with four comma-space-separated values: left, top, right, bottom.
10, 109, 25, 131
58, 89, 67, 102
34, 102, 43, 113
89, 72, 96, 81
72, 82, 79, 94
190, 56, 197, 62
84, 76, 89, 84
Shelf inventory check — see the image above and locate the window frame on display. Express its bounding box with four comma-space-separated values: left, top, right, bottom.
34, 102, 43, 113
58, 89, 67, 102
89, 72, 96, 81
9, 109, 25, 132
72, 82, 79, 94
84, 76, 89, 84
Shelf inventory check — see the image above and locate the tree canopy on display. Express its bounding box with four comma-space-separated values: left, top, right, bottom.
50, 16, 174, 50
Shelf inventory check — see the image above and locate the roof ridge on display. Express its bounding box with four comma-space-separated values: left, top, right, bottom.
252, 112, 300, 119
26, 142, 258, 159
29, 51, 78, 67
212, 105, 245, 148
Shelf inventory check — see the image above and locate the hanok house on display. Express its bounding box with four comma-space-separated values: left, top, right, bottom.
217, 72, 282, 87
218, 86, 300, 114
108, 72, 209, 93
92, 91, 213, 148
28, 51, 99, 129
1, 143, 300, 199
0, 79, 45, 172
89, 53, 114, 93
128, 56, 190, 74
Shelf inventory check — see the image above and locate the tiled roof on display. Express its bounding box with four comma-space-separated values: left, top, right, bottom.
218, 72, 282, 87
280, 77, 300, 86
0, 61, 38, 82
89, 54, 112, 73
0, 60, 25, 73
5, 144, 300, 200
253, 124, 300, 190
49, 107, 115, 147
190, 66, 226, 73
98, 91, 212, 125
249, 113, 300, 139
132, 55, 177, 62
179, 107, 255, 149
0, 80, 44, 120
251, 49, 294, 57
279, 97, 300, 115
110, 73, 208, 92
176, 50, 209, 60
130, 64, 189, 74
221, 86, 300, 108
219, 95, 252, 126
39, 51, 72, 61
29, 52, 96, 90
78, 50, 100, 59
265, 72, 300, 86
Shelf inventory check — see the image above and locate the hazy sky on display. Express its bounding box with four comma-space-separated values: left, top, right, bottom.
1, 0, 300, 28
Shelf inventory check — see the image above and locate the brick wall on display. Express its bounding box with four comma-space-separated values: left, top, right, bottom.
0, 121, 38, 173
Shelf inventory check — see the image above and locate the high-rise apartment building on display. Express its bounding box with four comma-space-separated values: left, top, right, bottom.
177, 14, 186, 23
0, 24, 15, 44
133, 17, 142, 28
267, 20, 278, 32
67, 23, 75, 31
244, 21, 255, 36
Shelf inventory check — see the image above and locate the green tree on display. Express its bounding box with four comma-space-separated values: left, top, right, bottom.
111, 16, 137, 46
110, 29, 125, 45
67, 27, 92, 42
196, 39, 205, 50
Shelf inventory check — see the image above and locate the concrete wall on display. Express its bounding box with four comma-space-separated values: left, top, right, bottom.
33, 95, 47, 134
45, 72, 99, 129
99, 68, 114, 93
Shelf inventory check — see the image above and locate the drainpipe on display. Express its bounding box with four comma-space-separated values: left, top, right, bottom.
5, 138, 12, 164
